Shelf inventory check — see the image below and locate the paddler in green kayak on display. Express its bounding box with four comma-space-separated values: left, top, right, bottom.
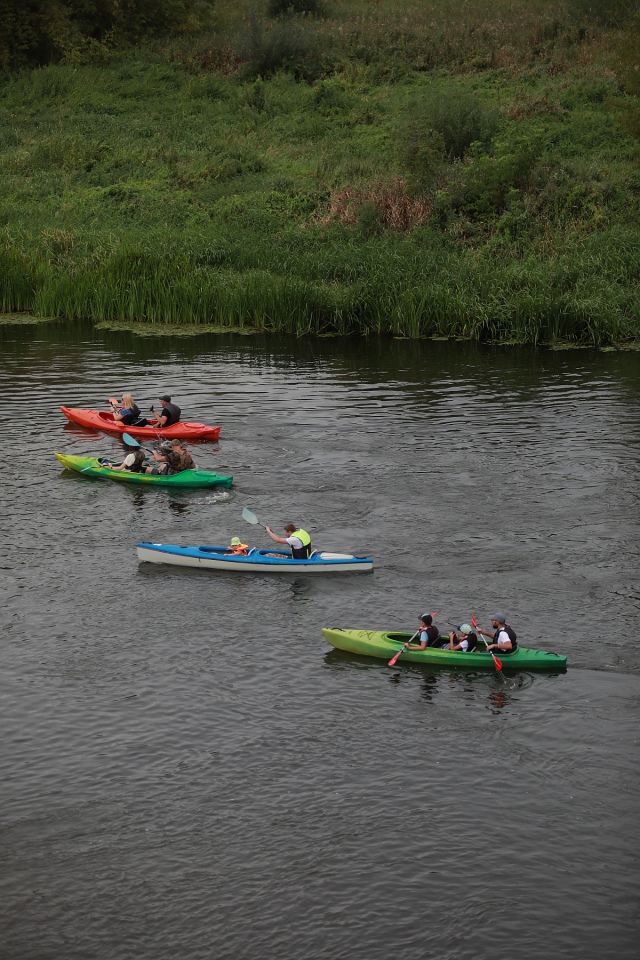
265, 523, 312, 559
404, 613, 442, 650
476, 613, 518, 655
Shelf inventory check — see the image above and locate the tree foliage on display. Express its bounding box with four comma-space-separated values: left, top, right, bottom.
0, 0, 215, 69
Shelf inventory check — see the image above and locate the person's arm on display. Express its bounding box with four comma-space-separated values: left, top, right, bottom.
265, 526, 287, 545
152, 450, 166, 463
406, 631, 428, 651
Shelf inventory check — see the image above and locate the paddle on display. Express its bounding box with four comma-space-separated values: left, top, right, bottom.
471, 615, 502, 671
388, 609, 441, 666
388, 631, 420, 667
242, 507, 267, 529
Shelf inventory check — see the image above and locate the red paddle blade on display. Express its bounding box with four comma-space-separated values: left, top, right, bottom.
471, 615, 478, 628
493, 654, 503, 671
388, 653, 401, 666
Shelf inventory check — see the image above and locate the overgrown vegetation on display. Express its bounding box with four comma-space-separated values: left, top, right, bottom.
0, 0, 639, 345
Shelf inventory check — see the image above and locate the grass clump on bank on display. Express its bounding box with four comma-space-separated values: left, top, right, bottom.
0, 0, 639, 345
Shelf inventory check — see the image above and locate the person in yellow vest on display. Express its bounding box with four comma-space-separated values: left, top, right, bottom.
265, 522, 312, 559
227, 537, 249, 556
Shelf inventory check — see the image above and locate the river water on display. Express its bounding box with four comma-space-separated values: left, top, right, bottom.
1, 321, 638, 960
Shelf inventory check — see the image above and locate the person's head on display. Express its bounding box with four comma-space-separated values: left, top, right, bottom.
170, 439, 183, 450
284, 523, 296, 534
122, 393, 134, 408
459, 623, 472, 636
420, 614, 432, 626
491, 613, 506, 627
159, 395, 171, 406
231, 537, 241, 547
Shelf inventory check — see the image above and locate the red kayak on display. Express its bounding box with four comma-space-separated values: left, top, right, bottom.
60, 406, 221, 441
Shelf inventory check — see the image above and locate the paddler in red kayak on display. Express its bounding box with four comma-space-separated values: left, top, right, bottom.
265, 523, 312, 559
149, 395, 181, 429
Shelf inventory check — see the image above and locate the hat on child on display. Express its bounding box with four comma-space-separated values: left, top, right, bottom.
419, 614, 433, 625
231, 537, 241, 546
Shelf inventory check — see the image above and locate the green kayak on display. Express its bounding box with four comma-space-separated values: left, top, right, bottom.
55, 453, 233, 489
322, 628, 567, 671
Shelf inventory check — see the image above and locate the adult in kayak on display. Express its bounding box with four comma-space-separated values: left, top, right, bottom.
404, 613, 442, 650
109, 394, 146, 427
443, 623, 478, 652
265, 523, 312, 559
149, 395, 181, 429
477, 613, 518, 654
108, 446, 146, 474
146, 439, 195, 475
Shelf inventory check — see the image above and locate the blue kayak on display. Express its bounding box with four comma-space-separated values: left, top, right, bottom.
136, 542, 374, 573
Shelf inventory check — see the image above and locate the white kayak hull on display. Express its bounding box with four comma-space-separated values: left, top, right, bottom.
136, 542, 374, 573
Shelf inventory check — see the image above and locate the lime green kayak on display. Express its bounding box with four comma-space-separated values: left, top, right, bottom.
55, 453, 233, 489
322, 628, 567, 671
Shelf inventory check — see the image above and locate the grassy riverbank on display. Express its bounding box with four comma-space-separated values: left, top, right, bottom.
1, 0, 639, 344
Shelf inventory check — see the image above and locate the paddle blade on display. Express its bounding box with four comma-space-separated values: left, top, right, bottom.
122, 433, 140, 448
388, 652, 402, 667
471, 615, 478, 629
242, 507, 259, 525
493, 654, 503, 671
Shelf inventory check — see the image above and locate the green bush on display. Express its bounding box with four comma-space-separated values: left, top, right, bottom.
568, 0, 640, 26
399, 88, 500, 189
267, 0, 327, 16
438, 142, 539, 221
238, 12, 324, 79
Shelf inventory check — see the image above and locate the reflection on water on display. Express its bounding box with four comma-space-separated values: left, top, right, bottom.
0, 321, 639, 960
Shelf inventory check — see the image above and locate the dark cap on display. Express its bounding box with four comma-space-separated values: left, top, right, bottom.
491, 612, 506, 624
159, 395, 171, 403
419, 613, 433, 625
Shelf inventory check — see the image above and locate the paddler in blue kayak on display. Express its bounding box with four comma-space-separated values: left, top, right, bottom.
265, 523, 312, 559
405, 613, 442, 650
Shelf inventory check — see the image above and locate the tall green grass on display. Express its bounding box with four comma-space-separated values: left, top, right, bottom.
0, 1, 638, 346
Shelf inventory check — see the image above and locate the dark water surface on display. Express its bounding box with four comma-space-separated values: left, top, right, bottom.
1, 322, 639, 960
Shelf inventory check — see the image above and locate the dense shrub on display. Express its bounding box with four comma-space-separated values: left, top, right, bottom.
267, 0, 327, 16
0, 0, 214, 68
400, 89, 500, 189
568, 0, 640, 25
238, 12, 324, 79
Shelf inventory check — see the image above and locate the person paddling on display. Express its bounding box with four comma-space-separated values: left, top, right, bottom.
405, 613, 442, 650
146, 439, 195, 475
149, 395, 181, 429
109, 435, 146, 473
443, 623, 478, 652
265, 523, 312, 559
477, 613, 518, 654
110, 394, 145, 427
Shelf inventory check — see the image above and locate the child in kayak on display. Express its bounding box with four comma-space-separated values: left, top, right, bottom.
443, 624, 478, 652
405, 614, 442, 650
227, 537, 249, 556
